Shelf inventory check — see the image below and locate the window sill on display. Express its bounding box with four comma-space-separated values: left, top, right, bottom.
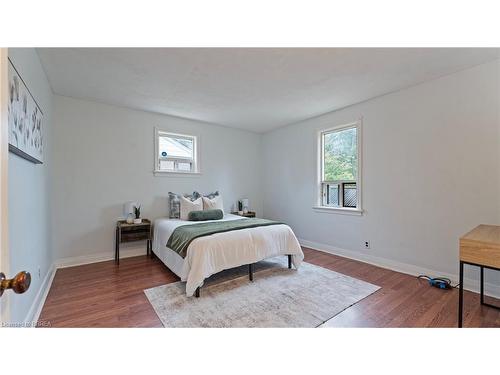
312, 206, 363, 216
154, 170, 201, 177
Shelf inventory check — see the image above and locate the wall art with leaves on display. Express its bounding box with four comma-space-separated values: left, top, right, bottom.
8, 59, 44, 164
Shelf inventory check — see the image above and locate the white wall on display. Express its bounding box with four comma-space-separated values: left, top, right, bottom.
262, 60, 500, 289
51, 96, 263, 261
8, 48, 53, 323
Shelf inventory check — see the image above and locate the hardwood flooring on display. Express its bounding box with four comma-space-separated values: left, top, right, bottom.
38, 247, 500, 327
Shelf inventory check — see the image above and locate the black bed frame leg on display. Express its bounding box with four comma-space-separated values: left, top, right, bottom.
249, 263, 254, 281
195, 287, 200, 298
288, 254, 292, 269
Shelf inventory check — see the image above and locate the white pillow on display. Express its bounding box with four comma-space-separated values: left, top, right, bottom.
202, 195, 224, 212
180, 196, 203, 220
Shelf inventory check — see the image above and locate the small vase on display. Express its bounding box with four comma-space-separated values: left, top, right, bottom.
133, 218, 142, 224
126, 214, 134, 224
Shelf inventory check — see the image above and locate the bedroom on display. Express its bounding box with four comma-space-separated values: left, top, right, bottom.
1, 1, 499, 373
4, 46, 500, 325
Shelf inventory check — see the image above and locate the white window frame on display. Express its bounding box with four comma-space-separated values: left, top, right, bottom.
314, 120, 363, 215
154, 128, 200, 176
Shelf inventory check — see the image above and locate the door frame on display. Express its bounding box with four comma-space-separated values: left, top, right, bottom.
0, 47, 10, 325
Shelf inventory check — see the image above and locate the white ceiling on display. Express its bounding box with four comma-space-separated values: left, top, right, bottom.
37, 48, 499, 133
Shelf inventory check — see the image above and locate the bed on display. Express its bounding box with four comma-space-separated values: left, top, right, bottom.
152, 214, 304, 296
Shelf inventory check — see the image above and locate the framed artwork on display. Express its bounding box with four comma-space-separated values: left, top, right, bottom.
8, 59, 44, 164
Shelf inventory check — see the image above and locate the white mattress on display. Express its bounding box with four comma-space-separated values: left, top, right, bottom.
152, 214, 304, 296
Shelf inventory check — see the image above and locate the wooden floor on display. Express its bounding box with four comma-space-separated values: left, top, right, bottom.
39, 247, 500, 327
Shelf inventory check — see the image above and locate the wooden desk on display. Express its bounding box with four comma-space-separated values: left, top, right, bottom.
458, 224, 500, 327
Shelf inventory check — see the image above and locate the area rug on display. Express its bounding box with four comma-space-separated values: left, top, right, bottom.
144, 258, 380, 328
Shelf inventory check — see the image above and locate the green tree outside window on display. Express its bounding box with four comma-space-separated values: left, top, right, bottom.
323, 127, 357, 181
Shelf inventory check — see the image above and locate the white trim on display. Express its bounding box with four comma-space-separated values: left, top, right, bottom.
0, 48, 10, 324
316, 119, 363, 212
154, 127, 200, 175
299, 238, 500, 300
312, 206, 363, 216
153, 170, 202, 177
54, 248, 146, 269
24, 264, 56, 325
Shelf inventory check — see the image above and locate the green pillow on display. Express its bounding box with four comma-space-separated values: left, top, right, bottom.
188, 209, 224, 221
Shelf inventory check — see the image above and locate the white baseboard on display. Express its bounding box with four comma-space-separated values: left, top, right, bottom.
54, 248, 146, 269
24, 263, 56, 326
299, 238, 500, 300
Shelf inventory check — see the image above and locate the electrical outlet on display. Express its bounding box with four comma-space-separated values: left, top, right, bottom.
38, 266, 41, 279
364, 241, 370, 249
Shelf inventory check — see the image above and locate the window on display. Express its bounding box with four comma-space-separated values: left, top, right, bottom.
317, 121, 361, 212
155, 129, 199, 174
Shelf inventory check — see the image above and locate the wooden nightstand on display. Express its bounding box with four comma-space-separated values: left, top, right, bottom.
115, 219, 152, 265
231, 211, 256, 218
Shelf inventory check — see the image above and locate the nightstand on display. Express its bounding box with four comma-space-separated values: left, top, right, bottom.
115, 219, 152, 265
231, 211, 256, 218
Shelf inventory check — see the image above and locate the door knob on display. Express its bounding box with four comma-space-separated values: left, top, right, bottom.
0, 271, 31, 297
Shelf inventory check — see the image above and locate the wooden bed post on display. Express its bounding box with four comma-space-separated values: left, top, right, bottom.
249, 263, 254, 281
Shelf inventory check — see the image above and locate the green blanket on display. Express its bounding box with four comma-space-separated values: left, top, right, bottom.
166, 218, 284, 258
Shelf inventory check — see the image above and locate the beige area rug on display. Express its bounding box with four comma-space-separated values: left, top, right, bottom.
144, 258, 380, 328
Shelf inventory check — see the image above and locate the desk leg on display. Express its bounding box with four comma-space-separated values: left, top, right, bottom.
480, 266, 484, 305
458, 261, 464, 328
